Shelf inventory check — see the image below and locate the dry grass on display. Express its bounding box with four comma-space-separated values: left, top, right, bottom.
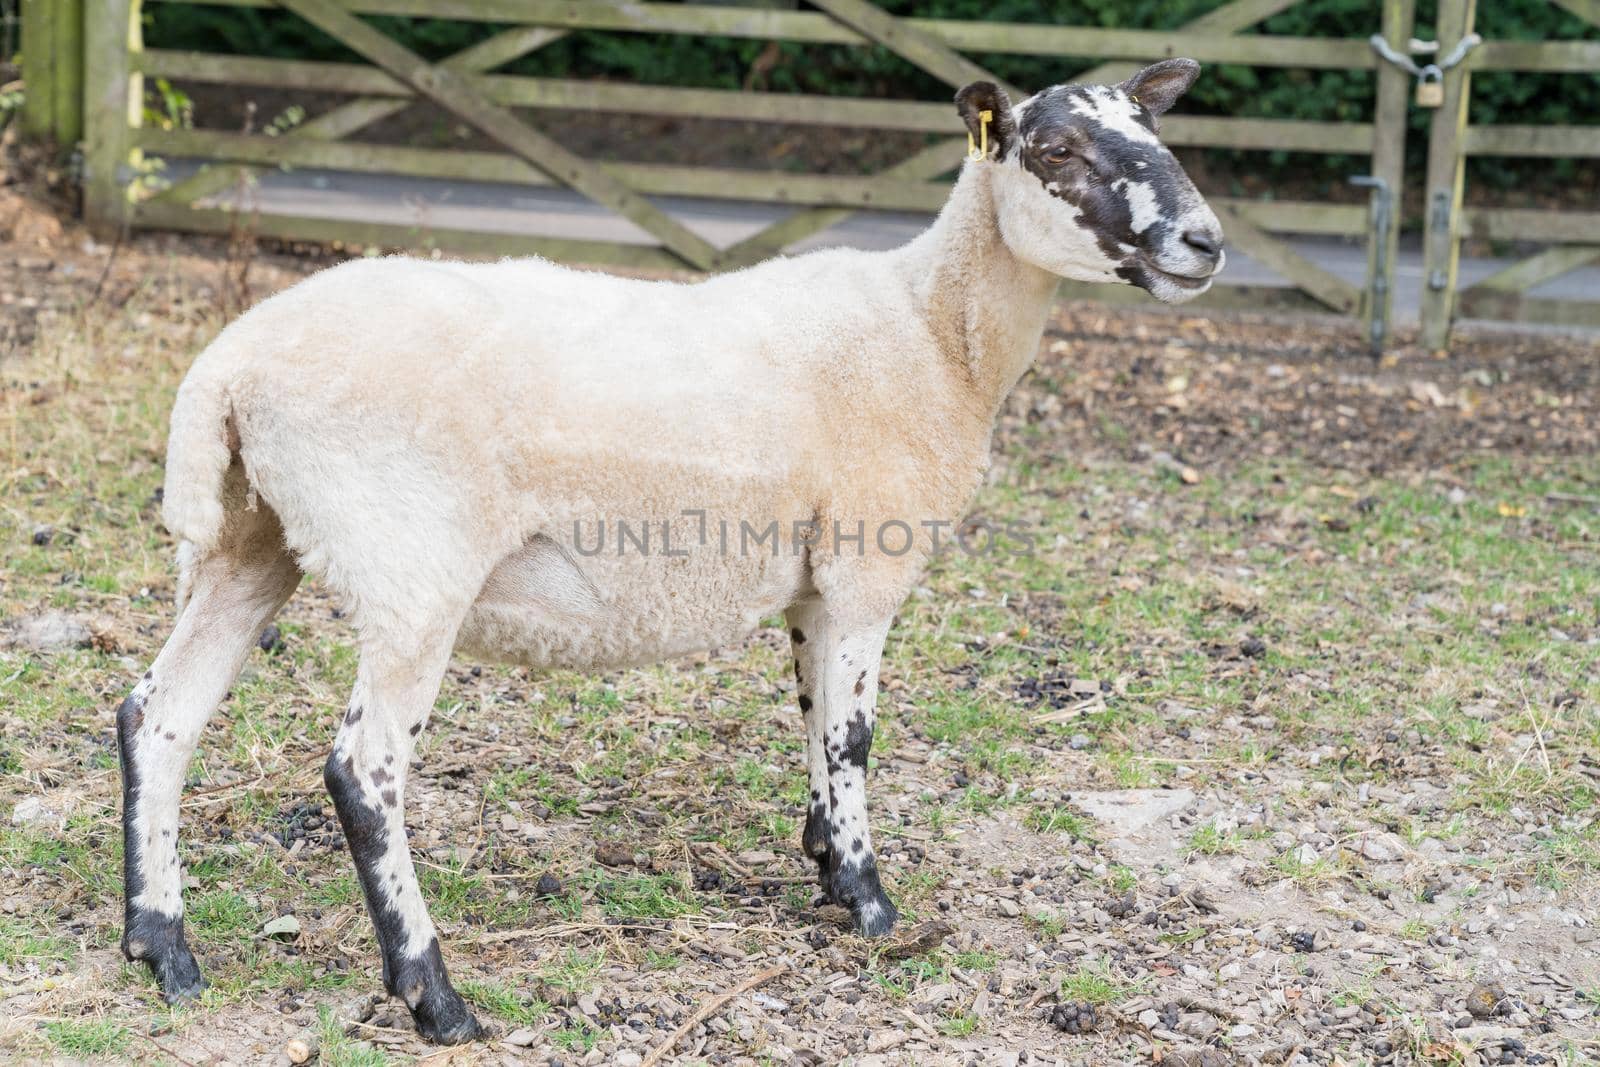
1, 227, 1598, 1064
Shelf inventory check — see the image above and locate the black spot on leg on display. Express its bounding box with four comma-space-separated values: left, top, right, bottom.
793, 661, 803, 683
409, 723, 422, 737
345, 705, 363, 725
854, 670, 867, 696
385, 754, 394, 765
803, 799, 833, 897
119, 693, 145, 736
382, 789, 398, 807
790, 628, 806, 645
371, 766, 392, 787
841, 712, 874, 770
798, 695, 812, 712
811, 788, 820, 801
853, 838, 864, 853
164, 731, 176, 741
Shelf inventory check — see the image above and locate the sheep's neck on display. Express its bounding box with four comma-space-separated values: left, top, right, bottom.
901, 164, 1060, 418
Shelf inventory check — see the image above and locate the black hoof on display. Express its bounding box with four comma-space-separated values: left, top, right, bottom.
413, 1003, 483, 1045
829, 858, 899, 937
851, 893, 900, 937
123, 913, 206, 1003
391, 940, 483, 1045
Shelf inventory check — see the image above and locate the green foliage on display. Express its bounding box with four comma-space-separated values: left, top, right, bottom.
140, 2, 1600, 193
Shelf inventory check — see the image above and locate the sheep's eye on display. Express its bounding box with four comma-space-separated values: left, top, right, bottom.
1043, 148, 1074, 166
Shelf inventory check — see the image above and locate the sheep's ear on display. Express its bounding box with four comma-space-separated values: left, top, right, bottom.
955, 81, 1016, 159
1118, 58, 1200, 117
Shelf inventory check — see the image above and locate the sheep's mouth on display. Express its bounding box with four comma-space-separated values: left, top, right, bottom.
1139, 258, 1215, 290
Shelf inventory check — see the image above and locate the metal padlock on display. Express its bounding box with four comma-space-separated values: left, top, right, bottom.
1415, 67, 1444, 108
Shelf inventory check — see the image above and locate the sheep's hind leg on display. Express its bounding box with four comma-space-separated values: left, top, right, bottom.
120, 499, 300, 1003
789, 602, 898, 936
325, 633, 482, 1044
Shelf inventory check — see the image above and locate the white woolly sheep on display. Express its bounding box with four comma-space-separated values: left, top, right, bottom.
118, 60, 1224, 1043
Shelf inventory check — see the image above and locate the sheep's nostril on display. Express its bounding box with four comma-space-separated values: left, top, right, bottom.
1183, 229, 1223, 260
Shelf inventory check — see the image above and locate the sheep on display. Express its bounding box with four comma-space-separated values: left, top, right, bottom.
119, 60, 1225, 1043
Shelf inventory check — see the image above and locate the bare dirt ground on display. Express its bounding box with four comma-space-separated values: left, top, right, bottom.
1, 169, 1598, 1067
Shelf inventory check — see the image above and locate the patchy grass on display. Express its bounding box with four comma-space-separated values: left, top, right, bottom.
41, 1018, 130, 1058
1059, 960, 1142, 1006
2, 232, 1597, 1063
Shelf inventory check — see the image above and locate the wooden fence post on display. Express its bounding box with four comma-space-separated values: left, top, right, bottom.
54, 0, 86, 147
1419, 0, 1478, 352
19, 0, 58, 140
18, 0, 84, 146
1366, 0, 1416, 350
83, 0, 141, 236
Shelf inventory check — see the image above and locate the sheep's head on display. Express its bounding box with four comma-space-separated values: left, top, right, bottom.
957, 61, 1225, 303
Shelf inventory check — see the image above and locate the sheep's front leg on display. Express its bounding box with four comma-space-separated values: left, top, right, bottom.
786, 601, 898, 936
325, 644, 482, 1044
787, 602, 836, 897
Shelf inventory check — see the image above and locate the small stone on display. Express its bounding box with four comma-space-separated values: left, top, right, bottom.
262, 914, 301, 941
502, 1027, 538, 1047
3, 611, 92, 653
258, 624, 283, 653
1240, 636, 1267, 658
1358, 832, 1406, 863
997, 898, 1021, 918
612, 1052, 642, 1067
30, 524, 53, 546
1466, 982, 1504, 1019
10, 796, 66, 830
736, 849, 780, 866
284, 1038, 312, 1064
595, 843, 634, 867
866, 1030, 910, 1053
535, 873, 563, 898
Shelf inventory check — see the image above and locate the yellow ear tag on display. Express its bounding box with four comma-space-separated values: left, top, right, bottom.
967, 109, 993, 162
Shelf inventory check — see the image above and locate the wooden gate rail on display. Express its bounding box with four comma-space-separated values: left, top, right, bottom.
78, 0, 1409, 320
1419, 0, 1600, 345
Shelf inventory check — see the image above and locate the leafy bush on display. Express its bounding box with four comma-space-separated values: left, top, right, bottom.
145, 0, 1598, 190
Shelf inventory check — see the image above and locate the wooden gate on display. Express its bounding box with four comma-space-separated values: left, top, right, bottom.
72, 0, 1411, 328
1418, 0, 1600, 347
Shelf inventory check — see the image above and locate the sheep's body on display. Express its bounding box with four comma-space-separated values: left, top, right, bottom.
122, 64, 1226, 1045
172, 239, 1001, 670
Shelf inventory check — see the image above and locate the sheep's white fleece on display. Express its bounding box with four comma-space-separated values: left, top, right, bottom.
162, 162, 1060, 666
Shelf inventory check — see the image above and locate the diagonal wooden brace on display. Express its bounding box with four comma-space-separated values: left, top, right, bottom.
808, 0, 1021, 99
277, 0, 721, 270
154, 26, 570, 209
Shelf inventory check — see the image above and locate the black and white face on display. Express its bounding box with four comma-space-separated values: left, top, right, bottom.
958, 60, 1226, 303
